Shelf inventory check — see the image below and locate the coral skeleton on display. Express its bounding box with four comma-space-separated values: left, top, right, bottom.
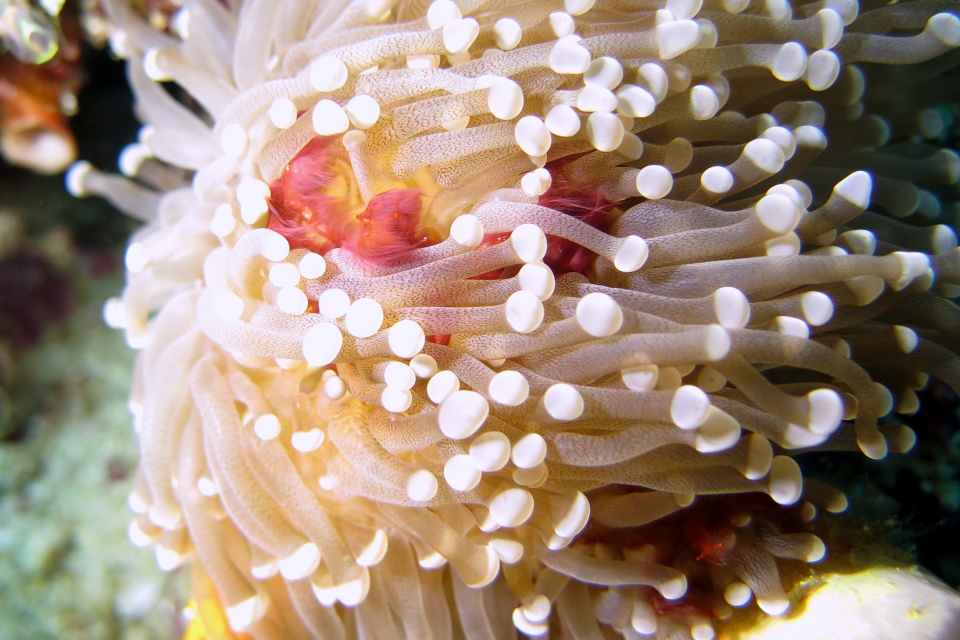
71, 0, 960, 637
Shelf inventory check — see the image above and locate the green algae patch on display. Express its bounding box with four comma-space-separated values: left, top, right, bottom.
0, 270, 190, 640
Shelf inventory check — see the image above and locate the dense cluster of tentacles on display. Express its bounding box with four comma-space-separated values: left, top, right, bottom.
67, 0, 960, 637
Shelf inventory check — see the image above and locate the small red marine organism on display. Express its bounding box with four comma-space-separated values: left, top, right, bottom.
267, 135, 432, 266
468, 156, 623, 280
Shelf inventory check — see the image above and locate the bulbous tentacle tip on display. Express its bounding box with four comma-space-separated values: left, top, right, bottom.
858, 434, 889, 460
929, 13, 960, 48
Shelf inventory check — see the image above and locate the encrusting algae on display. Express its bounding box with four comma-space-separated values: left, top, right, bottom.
0, 0, 84, 173
64, 0, 960, 637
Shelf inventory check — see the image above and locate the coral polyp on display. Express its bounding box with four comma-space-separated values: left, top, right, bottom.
68, 0, 960, 637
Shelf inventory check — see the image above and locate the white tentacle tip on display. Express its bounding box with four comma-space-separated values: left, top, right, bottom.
442, 18, 480, 55
622, 364, 659, 392
614, 235, 649, 272
545, 104, 581, 137
450, 214, 484, 248
576, 292, 623, 337
291, 429, 324, 452
318, 288, 350, 319
381, 387, 413, 413
768, 455, 803, 505
488, 77, 524, 120
694, 407, 741, 453
724, 582, 753, 607
407, 469, 439, 502
143, 48, 171, 81
444, 455, 481, 491
513, 608, 549, 636
226, 595, 268, 631
549, 35, 591, 74
438, 390, 489, 439
565, 0, 596, 15
220, 124, 248, 157
127, 520, 153, 547
505, 290, 545, 334
269, 97, 297, 129
510, 224, 548, 263
490, 488, 535, 527
511, 433, 547, 469
427, 369, 460, 403
489, 370, 530, 406
384, 362, 416, 390
323, 374, 346, 400
757, 598, 791, 616
807, 388, 843, 434
554, 492, 591, 538
312, 100, 350, 136
309, 57, 348, 92
302, 323, 343, 367
659, 574, 688, 600
617, 84, 656, 118
670, 385, 710, 429
65, 160, 93, 197
211, 203, 237, 237
345, 95, 381, 129
489, 538, 524, 564
388, 319, 426, 358
834, 170, 872, 209
806, 535, 827, 563
543, 383, 584, 421
690, 84, 721, 120
636, 165, 673, 199
356, 530, 388, 567
335, 569, 370, 607
494, 18, 522, 50
512, 462, 547, 487
470, 431, 512, 472
929, 12, 960, 47
298, 252, 326, 279
586, 111, 625, 152
277, 287, 308, 316
278, 543, 321, 581
518, 262, 556, 300
701, 166, 733, 195
521, 168, 552, 197
345, 297, 384, 338
657, 19, 701, 59
254, 414, 281, 440
713, 287, 749, 328
515, 115, 552, 157
410, 354, 439, 379
427, 0, 461, 29
806, 49, 840, 91
772, 41, 808, 82
858, 433, 889, 460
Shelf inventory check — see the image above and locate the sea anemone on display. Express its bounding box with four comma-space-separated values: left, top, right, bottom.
68, 0, 960, 637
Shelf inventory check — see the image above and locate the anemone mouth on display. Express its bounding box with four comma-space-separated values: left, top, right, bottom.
67, 0, 960, 637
